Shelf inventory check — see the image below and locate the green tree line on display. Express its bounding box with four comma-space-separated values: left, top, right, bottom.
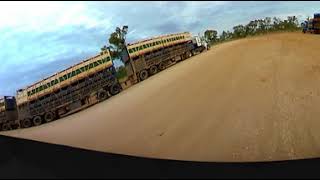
204, 16, 301, 45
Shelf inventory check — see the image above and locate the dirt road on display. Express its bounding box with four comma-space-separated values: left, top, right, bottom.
2, 32, 320, 162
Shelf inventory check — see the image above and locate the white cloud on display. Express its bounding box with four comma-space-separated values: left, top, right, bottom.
0, 1, 112, 32
0, 1, 64, 29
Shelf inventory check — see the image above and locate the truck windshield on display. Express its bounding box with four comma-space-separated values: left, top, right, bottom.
5, 97, 16, 111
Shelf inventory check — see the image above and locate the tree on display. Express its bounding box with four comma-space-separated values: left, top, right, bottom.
103, 26, 129, 60
213, 15, 301, 44
264, 17, 272, 31
109, 32, 123, 51
204, 29, 218, 44
245, 20, 258, 36
219, 31, 228, 42
224, 30, 233, 40
255, 19, 267, 34
233, 25, 246, 38
272, 17, 284, 31
286, 16, 299, 30
116, 65, 128, 79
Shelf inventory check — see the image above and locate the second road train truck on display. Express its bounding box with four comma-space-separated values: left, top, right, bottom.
0, 31, 208, 131
302, 13, 320, 34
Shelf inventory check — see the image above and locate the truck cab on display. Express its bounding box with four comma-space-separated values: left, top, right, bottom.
302, 21, 308, 33
313, 13, 320, 34
308, 19, 315, 33
192, 36, 203, 47
191, 36, 208, 55
0, 96, 17, 113
0, 96, 19, 130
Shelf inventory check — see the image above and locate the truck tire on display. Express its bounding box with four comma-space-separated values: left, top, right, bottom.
158, 62, 166, 71
170, 58, 176, 64
149, 66, 158, 75
97, 90, 108, 101
21, 119, 32, 128
33, 116, 42, 126
180, 54, 186, 61
139, 70, 149, 81
186, 51, 192, 58
2, 123, 11, 131
44, 112, 55, 123
109, 84, 121, 96
11, 122, 20, 130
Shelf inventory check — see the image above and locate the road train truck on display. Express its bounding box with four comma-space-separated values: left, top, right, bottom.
118, 32, 207, 88
302, 13, 320, 34
0, 31, 207, 131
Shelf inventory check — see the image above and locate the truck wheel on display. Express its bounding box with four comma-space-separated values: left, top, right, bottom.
139, 70, 149, 81
44, 112, 55, 123
180, 54, 186, 61
11, 122, 20, 130
149, 66, 158, 75
22, 119, 32, 128
97, 90, 108, 101
158, 62, 166, 71
2, 123, 11, 131
33, 116, 42, 126
109, 84, 121, 96
186, 51, 192, 58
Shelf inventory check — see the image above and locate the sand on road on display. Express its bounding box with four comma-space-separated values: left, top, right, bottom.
2, 32, 320, 162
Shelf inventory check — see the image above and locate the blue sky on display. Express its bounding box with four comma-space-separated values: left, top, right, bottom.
0, 1, 319, 96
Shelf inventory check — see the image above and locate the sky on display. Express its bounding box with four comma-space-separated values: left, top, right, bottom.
0, 1, 319, 96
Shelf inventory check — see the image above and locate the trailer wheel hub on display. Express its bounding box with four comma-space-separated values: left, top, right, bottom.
139, 70, 149, 81
44, 112, 55, 122
33, 116, 42, 126
22, 119, 32, 128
